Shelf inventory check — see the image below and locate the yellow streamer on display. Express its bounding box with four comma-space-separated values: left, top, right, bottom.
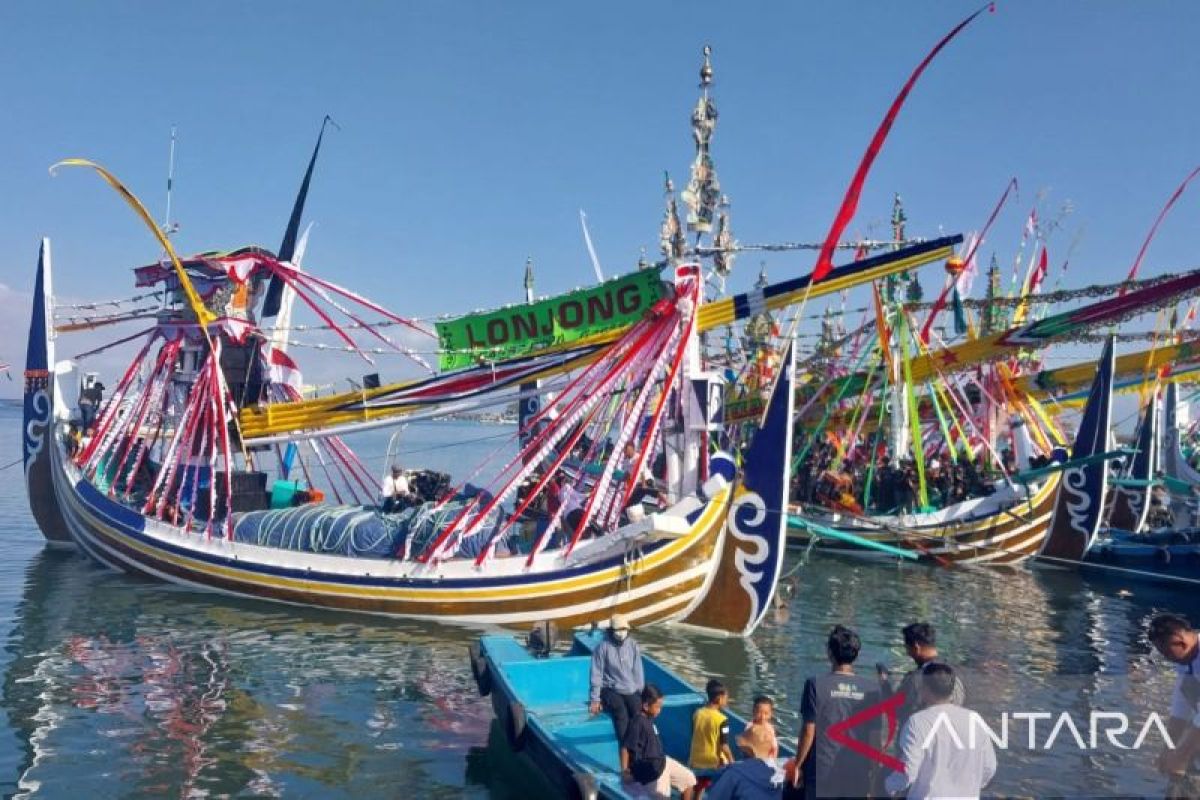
50, 158, 214, 328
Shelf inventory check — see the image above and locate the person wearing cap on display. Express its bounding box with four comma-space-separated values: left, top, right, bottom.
705, 724, 786, 800
589, 612, 645, 743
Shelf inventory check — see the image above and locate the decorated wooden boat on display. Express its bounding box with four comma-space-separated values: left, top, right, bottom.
790, 337, 1118, 566
24, 240, 797, 635
474, 629, 794, 800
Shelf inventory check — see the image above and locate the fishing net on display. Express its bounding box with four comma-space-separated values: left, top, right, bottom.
231, 485, 505, 561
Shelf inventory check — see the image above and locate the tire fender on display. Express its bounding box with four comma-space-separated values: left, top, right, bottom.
503, 700, 527, 751
468, 642, 492, 697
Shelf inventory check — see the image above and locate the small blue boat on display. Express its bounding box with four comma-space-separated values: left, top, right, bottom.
471, 629, 793, 799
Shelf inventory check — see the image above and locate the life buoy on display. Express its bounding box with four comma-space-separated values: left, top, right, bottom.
468, 642, 492, 697
503, 700, 527, 751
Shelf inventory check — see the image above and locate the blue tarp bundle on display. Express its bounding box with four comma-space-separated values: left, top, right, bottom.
231, 486, 505, 560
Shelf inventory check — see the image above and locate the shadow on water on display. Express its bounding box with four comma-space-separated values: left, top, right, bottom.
464, 720, 561, 800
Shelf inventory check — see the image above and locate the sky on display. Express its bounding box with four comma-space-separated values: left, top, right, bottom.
1, 1, 1199, 401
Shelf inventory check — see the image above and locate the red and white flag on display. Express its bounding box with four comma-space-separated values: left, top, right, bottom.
266, 346, 303, 392
1029, 246, 1049, 293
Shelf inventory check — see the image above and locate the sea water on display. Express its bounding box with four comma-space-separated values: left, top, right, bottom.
0, 402, 1194, 797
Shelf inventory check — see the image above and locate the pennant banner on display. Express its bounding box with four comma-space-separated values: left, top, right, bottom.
435, 269, 667, 370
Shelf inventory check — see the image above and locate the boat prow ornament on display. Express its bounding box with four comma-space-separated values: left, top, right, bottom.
23, 239, 73, 547
1037, 336, 1116, 563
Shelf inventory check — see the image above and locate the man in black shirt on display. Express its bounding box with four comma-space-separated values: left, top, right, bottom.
622, 683, 696, 799
795, 625, 881, 799
891, 622, 965, 728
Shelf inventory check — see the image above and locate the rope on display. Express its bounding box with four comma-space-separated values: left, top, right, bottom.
53, 290, 164, 310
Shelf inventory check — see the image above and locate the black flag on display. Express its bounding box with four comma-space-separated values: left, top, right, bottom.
262, 115, 335, 318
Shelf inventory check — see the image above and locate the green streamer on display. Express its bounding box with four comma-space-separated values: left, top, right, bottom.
899, 315, 929, 509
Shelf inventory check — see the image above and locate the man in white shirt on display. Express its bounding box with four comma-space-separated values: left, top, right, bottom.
884, 663, 996, 800
380, 465, 414, 512
1149, 613, 1200, 788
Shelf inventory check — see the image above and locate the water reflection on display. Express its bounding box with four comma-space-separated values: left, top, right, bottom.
3, 525, 1200, 795
0, 549, 496, 798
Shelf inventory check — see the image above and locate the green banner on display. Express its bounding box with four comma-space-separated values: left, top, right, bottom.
436, 270, 667, 370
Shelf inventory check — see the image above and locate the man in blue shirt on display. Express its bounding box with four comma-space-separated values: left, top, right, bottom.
706, 724, 785, 799
589, 613, 645, 742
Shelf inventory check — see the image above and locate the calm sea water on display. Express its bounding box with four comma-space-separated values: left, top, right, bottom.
0, 402, 1195, 797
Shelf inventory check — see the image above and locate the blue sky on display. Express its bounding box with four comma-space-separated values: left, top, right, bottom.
1, 2, 1198, 397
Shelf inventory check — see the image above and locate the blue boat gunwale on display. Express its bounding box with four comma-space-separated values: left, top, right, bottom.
480, 630, 794, 797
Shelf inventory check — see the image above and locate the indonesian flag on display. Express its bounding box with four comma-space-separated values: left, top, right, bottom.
267, 346, 303, 392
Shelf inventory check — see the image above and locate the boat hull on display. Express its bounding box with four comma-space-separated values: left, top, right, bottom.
1081, 532, 1200, 585
51, 434, 728, 629
787, 474, 1060, 566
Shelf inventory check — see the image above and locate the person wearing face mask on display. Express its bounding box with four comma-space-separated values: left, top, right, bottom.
589, 613, 645, 743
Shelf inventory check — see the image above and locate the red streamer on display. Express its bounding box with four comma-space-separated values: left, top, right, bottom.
920, 177, 1017, 343
812, 4, 993, 282
1122, 165, 1200, 295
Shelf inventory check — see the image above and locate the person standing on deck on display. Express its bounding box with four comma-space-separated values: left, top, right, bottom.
793, 625, 881, 799
1149, 613, 1200, 796
690, 679, 735, 770
589, 613, 645, 743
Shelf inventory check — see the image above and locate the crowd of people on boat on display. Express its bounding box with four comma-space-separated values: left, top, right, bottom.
790, 441, 997, 516
588, 614, 992, 799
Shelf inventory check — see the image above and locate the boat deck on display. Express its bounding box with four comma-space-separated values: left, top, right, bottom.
482, 631, 775, 797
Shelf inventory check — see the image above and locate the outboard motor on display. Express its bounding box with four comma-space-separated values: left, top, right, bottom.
526, 620, 558, 658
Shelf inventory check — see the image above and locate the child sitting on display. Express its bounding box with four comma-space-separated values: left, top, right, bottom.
690, 679, 735, 770
622, 683, 697, 799
743, 695, 778, 759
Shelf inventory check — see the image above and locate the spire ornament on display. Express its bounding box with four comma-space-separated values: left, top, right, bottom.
660, 173, 686, 260
682, 45, 723, 238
